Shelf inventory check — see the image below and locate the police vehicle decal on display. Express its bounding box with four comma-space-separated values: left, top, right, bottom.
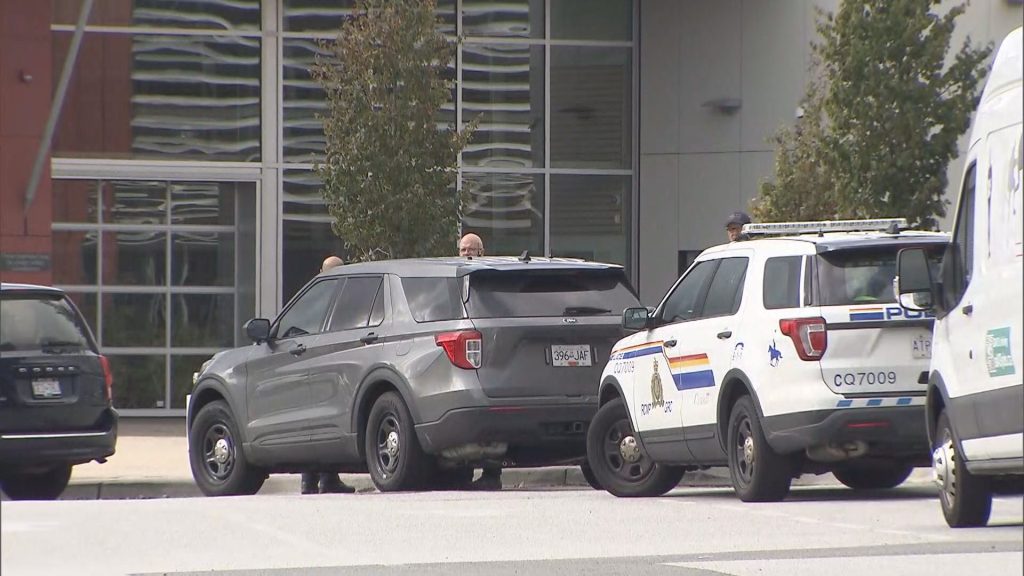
610, 341, 664, 361
668, 353, 715, 391
849, 306, 885, 321
834, 396, 924, 408
848, 306, 936, 321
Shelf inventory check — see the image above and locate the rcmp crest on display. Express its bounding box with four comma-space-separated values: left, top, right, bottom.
650, 358, 665, 408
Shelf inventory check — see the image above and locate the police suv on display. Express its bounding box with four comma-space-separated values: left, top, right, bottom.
587, 219, 948, 501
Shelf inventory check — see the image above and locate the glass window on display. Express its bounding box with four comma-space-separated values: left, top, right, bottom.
549, 174, 630, 266
0, 294, 93, 352
282, 0, 455, 35
52, 180, 99, 223
763, 256, 802, 310
550, 46, 632, 169
172, 294, 234, 347
466, 269, 638, 318
282, 170, 347, 305
401, 278, 465, 322
172, 232, 235, 287
276, 279, 339, 339
461, 43, 545, 168
170, 182, 237, 226
461, 173, 544, 257
102, 231, 167, 286
328, 276, 383, 331
551, 0, 632, 41
53, 0, 261, 30
105, 181, 167, 225
53, 33, 261, 162
108, 355, 166, 409
659, 260, 716, 324
283, 38, 329, 163
52, 231, 98, 286
66, 293, 98, 337
462, 0, 543, 39
701, 258, 747, 318
102, 293, 167, 347
946, 163, 976, 308
818, 247, 942, 307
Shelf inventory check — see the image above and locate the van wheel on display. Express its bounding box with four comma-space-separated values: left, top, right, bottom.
586, 398, 684, 497
934, 410, 992, 527
727, 396, 792, 502
189, 400, 266, 497
365, 392, 428, 492
833, 461, 914, 490
1, 465, 72, 500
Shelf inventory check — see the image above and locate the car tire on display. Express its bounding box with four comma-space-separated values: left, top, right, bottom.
189, 400, 266, 497
934, 410, 992, 528
727, 396, 792, 502
580, 461, 603, 490
1, 464, 72, 500
586, 398, 684, 497
832, 461, 914, 490
365, 391, 429, 492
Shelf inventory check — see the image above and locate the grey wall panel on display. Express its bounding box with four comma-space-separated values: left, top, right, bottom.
640, 0, 681, 155
638, 154, 680, 305
677, 153, 740, 251
678, 0, 742, 154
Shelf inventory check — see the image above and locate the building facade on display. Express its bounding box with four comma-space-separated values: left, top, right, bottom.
0, 0, 1018, 414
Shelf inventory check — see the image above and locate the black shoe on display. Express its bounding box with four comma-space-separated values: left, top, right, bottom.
471, 470, 502, 491
319, 474, 356, 494
300, 473, 319, 495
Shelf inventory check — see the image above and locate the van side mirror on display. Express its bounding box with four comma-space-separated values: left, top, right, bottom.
244, 318, 272, 344
894, 248, 935, 312
622, 307, 652, 331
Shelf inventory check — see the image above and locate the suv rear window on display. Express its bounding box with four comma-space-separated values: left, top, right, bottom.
816, 246, 941, 306
466, 269, 639, 318
0, 294, 93, 352
401, 277, 466, 323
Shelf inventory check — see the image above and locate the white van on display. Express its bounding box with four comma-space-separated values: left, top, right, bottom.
896, 27, 1023, 528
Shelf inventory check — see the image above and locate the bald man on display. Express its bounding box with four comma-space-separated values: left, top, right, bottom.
300, 254, 355, 495
458, 233, 484, 258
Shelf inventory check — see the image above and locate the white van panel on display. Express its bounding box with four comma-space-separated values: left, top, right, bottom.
962, 432, 1024, 461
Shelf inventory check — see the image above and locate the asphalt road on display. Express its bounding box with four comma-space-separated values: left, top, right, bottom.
2, 484, 1021, 576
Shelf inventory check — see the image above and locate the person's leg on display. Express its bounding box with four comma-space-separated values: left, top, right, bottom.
319, 472, 355, 494
301, 472, 319, 495
472, 464, 502, 490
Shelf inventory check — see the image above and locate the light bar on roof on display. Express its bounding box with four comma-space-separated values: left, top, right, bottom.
742, 218, 909, 236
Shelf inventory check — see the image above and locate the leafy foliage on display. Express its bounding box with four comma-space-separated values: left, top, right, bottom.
754, 0, 991, 229
313, 0, 476, 261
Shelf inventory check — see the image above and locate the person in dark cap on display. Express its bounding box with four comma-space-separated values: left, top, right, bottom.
725, 211, 752, 243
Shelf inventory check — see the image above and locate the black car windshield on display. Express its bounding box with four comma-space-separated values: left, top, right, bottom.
465, 269, 639, 318
0, 294, 91, 352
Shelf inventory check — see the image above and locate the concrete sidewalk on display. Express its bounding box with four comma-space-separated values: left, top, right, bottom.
55, 418, 931, 500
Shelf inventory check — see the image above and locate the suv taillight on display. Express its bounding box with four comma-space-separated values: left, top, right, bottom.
435, 330, 482, 369
99, 355, 113, 401
779, 317, 827, 360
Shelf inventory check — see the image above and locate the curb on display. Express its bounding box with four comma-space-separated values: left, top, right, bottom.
53, 467, 736, 501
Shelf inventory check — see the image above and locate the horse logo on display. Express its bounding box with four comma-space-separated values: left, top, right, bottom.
768, 340, 783, 367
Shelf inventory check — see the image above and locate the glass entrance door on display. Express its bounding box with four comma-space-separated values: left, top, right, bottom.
51, 178, 258, 414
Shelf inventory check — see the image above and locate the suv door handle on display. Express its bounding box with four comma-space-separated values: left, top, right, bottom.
360, 333, 379, 345
663, 339, 678, 348
962, 304, 973, 316
289, 343, 307, 356
717, 330, 732, 340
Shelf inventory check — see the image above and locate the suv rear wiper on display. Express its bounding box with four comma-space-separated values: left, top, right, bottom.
563, 306, 612, 316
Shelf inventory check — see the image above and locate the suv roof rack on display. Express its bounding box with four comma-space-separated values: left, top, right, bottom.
742, 218, 909, 237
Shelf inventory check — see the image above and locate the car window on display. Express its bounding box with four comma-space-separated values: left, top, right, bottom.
328, 276, 383, 331
659, 260, 716, 323
402, 277, 465, 322
701, 257, 748, 318
818, 246, 942, 306
0, 294, 92, 352
465, 269, 639, 319
943, 163, 976, 309
763, 256, 802, 309
275, 278, 339, 339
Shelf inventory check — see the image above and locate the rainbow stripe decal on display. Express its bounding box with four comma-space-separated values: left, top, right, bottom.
668, 353, 715, 391
849, 306, 885, 321
610, 341, 664, 361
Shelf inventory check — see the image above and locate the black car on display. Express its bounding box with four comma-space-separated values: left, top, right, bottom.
187, 257, 640, 495
0, 283, 118, 500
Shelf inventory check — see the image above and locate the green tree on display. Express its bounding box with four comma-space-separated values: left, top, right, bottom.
312, 0, 476, 261
754, 0, 991, 229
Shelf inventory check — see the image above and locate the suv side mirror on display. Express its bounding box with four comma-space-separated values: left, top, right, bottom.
244, 318, 272, 344
895, 248, 936, 312
622, 307, 652, 331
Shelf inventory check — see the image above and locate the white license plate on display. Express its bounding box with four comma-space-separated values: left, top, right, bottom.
552, 345, 592, 367
912, 335, 932, 359
31, 378, 62, 398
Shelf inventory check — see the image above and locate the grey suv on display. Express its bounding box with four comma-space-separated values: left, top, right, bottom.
186, 256, 640, 495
